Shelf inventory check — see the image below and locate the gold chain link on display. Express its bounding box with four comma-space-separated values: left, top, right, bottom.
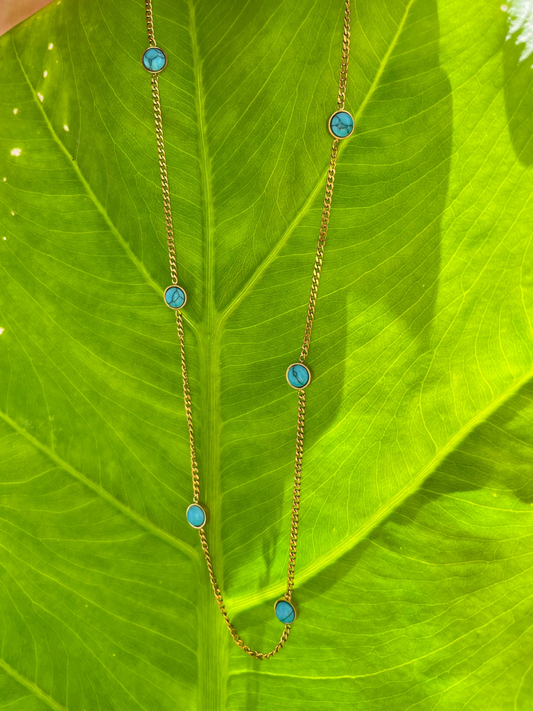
286, 389, 306, 600
144, 0, 350, 659
145, 0, 156, 47
337, 0, 351, 111
150, 73, 179, 286
299, 138, 340, 362
300, 0, 350, 363
175, 311, 201, 502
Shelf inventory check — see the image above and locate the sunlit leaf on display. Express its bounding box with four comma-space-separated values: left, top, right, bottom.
1, 0, 533, 708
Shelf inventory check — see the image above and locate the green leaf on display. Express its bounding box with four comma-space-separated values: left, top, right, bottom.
1, 0, 533, 708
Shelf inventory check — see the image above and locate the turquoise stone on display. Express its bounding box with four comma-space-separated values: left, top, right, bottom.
329, 110, 354, 138
275, 600, 296, 624
164, 285, 186, 309
142, 47, 167, 73
186, 504, 206, 528
287, 363, 310, 389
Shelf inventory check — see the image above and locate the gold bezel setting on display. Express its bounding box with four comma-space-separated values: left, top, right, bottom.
274, 597, 299, 624
164, 284, 187, 309
327, 109, 354, 139
186, 503, 208, 529
141, 46, 168, 74
286, 362, 311, 390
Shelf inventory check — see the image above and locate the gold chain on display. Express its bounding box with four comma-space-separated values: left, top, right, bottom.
300, 1, 350, 362
144, 0, 351, 659
337, 0, 351, 111
175, 311, 201, 503
150, 73, 179, 286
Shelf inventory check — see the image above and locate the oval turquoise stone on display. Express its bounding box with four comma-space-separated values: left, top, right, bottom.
186, 504, 206, 528
275, 600, 296, 624
142, 47, 167, 73
287, 363, 310, 389
329, 110, 354, 138
164, 285, 186, 309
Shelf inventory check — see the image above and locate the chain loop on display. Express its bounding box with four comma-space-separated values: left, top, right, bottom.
144, 0, 350, 659
199, 528, 292, 659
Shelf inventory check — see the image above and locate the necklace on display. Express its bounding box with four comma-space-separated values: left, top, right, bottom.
142, 0, 352, 660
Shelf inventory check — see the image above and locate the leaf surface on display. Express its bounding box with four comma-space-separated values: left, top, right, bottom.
1, 0, 533, 709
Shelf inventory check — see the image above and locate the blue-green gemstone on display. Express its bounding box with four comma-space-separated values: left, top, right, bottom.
186, 504, 206, 528
287, 363, 310, 389
275, 600, 296, 624
329, 110, 354, 138
164, 285, 186, 309
142, 47, 167, 73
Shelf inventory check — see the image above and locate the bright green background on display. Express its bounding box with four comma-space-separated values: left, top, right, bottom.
1, 0, 533, 708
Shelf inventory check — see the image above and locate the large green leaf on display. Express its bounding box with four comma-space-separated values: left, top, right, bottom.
1, 0, 533, 708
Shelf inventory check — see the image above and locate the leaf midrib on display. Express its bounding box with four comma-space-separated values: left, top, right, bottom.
186, 0, 229, 708
227, 367, 533, 614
